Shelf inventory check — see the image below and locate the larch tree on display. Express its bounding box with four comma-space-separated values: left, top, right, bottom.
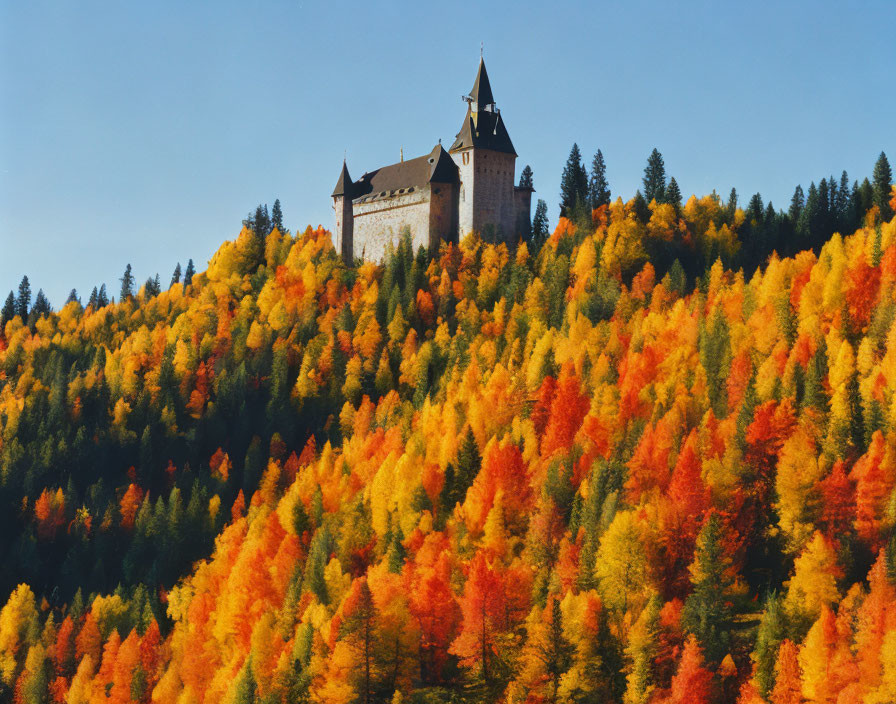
770, 639, 803, 704
667, 635, 712, 704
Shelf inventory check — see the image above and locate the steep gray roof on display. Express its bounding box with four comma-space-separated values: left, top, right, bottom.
351, 144, 459, 203
332, 160, 352, 197
467, 58, 494, 106
449, 58, 516, 155
449, 108, 516, 155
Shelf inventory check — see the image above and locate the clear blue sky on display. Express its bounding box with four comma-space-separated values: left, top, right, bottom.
2, 0, 894, 306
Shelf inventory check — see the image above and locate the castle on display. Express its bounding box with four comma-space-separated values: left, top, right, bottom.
332, 58, 533, 262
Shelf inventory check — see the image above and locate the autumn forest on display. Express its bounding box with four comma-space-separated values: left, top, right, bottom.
2, 152, 896, 704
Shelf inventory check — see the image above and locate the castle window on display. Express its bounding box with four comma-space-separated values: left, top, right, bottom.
462, 152, 470, 165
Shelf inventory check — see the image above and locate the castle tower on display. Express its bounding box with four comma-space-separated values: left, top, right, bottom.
332, 160, 354, 263
449, 58, 519, 243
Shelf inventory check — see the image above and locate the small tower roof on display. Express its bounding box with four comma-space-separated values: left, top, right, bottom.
332, 160, 352, 197
467, 58, 494, 106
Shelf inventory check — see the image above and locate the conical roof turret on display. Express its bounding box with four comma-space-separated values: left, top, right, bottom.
332, 160, 353, 197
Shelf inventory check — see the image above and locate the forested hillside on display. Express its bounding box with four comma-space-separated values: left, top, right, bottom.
2, 178, 896, 703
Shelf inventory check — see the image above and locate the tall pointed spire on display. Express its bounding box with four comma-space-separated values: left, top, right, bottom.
332, 160, 352, 197
467, 57, 494, 108
450, 57, 515, 156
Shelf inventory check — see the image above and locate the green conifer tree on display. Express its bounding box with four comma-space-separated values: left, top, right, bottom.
642, 148, 666, 203
665, 176, 682, 211
272, 198, 284, 231
1, 291, 15, 326
873, 151, 893, 221
682, 513, 735, 666
727, 187, 738, 221
532, 199, 550, 248
753, 592, 785, 700
120, 264, 135, 301
16, 275, 31, 319
184, 259, 195, 288
589, 149, 611, 209
559, 143, 588, 217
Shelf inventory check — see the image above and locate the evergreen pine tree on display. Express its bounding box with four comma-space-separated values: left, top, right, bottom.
120, 264, 135, 301
271, 198, 284, 231
16, 275, 31, 319
97, 284, 109, 307
66, 289, 79, 305
642, 148, 666, 203
836, 171, 851, 228
589, 149, 611, 209
798, 182, 819, 247
253, 203, 271, 241
682, 513, 735, 667
454, 428, 481, 504
747, 193, 764, 224
788, 184, 804, 225
727, 187, 738, 221
184, 259, 195, 287
827, 175, 838, 232
519, 164, 534, 190
144, 274, 161, 299
858, 178, 874, 215
542, 597, 575, 703
632, 190, 650, 224
753, 593, 785, 700
818, 177, 831, 241
532, 199, 549, 248
665, 176, 682, 211
170, 263, 182, 287
559, 143, 588, 217
873, 151, 893, 221
31, 289, 51, 319
1, 291, 15, 326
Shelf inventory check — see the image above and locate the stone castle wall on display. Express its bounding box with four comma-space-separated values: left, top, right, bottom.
351, 187, 432, 262
513, 187, 533, 240
333, 195, 353, 262
429, 182, 459, 250
451, 149, 517, 244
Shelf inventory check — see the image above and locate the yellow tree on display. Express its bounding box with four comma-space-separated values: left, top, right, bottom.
784, 532, 841, 628
594, 510, 649, 618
